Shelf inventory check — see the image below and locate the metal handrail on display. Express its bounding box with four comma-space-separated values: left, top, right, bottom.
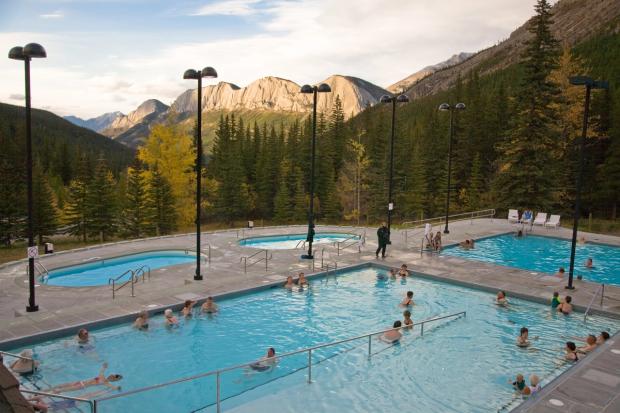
584, 284, 605, 322
134, 265, 151, 282
201, 243, 212, 264
20, 388, 97, 413
295, 239, 306, 249
401, 209, 495, 242
240, 249, 272, 273
94, 311, 466, 412
0, 350, 33, 361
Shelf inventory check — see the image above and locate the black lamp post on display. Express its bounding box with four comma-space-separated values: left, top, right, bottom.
438, 102, 465, 234
300, 83, 331, 259
183, 66, 217, 280
9, 43, 47, 313
379, 94, 409, 242
565, 76, 608, 290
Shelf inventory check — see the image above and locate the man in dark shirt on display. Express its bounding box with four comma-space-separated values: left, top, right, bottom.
376, 222, 389, 258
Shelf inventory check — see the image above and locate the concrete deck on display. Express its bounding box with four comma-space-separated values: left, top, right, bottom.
1, 218, 619, 412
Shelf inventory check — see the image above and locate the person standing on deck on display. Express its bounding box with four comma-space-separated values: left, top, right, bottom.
376, 222, 389, 258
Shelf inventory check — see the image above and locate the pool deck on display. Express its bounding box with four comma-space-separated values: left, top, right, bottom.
1, 218, 620, 412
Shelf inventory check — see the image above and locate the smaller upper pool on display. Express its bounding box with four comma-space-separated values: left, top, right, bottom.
443, 233, 620, 286
239, 232, 358, 250
42, 250, 196, 287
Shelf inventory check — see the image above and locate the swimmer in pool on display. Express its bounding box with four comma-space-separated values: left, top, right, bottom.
201, 296, 218, 313
577, 335, 598, 354
400, 291, 414, 307
510, 374, 526, 393
521, 375, 541, 396
46, 363, 122, 393
249, 348, 277, 372
77, 328, 90, 345
398, 264, 409, 277
297, 272, 308, 286
557, 296, 572, 315
181, 300, 196, 318
164, 309, 179, 327
554, 267, 565, 279
551, 292, 561, 309
283, 276, 295, 289
9, 349, 39, 375
403, 310, 413, 329
133, 310, 149, 330
380, 321, 402, 343
495, 291, 508, 306
585, 258, 593, 268
564, 342, 579, 361
389, 268, 397, 278
516, 327, 531, 348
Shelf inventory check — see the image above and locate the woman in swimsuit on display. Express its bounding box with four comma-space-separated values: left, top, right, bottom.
47, 363, 122, 393
557, 296, 572, 315
133, 310, 149, 330
398, 264, 409, 277
564, 342, 579, 361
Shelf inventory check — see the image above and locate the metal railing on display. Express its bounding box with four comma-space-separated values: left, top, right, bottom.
0, 350, 34, 361
93, 311, 466, 412
335, 234, 362, 255
27, 260, 50, 281
20, 388, 98, 413
295, 239, 306, 249
108, 265, 151, 299
401, 209, 496, 242
584, 283, 605, 322
240, 249, 272, 273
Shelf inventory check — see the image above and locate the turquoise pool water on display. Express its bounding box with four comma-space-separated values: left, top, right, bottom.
8, 266, 619, 412
42, 250, 196, 287
443, 234, 620, 286
239, 232, 358, 249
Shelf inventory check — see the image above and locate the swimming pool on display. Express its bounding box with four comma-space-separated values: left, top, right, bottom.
239, 232, 359, 249
8, 265, 619, 412
42, 250, 197, 287
442, 234, 620, 286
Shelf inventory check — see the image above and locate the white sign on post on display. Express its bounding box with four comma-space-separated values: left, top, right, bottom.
388, 203, 394, 211
27, 246, 38, 259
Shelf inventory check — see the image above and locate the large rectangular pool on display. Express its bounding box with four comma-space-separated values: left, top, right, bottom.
5, 265, 619, 412
443, 234, 620, 286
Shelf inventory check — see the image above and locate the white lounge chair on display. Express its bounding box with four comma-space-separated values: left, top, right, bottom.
545, 214, 560, 228
508, 209, 520, 223
533, 212, 548, 226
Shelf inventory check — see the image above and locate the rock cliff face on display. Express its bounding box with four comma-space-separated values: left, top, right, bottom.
170, 75, 389, 118
64, 111, 123, 132
403, 0, 620, 100
102, 99, 169, 137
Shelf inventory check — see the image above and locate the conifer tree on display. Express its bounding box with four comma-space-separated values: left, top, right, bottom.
273, 160, 293, 223
65, 178, 89, 242
145, 167, 176, 235
86, 158, 118, 241
493, 0, 560, 210
466, 153, 484, 211
123, 161, 149, 238
291, 167, 307, 222
32, 163, 59, 244
0, 126, 26, 245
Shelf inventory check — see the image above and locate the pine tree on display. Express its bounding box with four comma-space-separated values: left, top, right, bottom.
493, 0, 560, 211
32, 163, 59, 244
273, 160, 293, 223
0, 124, 26, 245
86, 158, 118, 241
123, 161, 149, 238
65, 179, 89, 242
466, 153, 484, 211
145, 167, 176, 235
291, 167, 307, 222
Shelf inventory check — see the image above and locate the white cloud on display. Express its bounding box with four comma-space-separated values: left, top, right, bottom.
40, 11, 64, 19
192, 0, 262, 16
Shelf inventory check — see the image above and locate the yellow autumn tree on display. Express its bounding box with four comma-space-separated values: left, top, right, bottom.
138, 123, 196, 227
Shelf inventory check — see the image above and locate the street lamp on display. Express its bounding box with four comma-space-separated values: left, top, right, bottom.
380, 94, 409, 243
438, 102, 466, 234
9, 43, 47, 313
565, 76, 608, 290
183, 66, 217, 280
300, 83, 331, 259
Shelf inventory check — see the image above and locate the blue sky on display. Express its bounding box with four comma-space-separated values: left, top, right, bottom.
0, 0, 546, 118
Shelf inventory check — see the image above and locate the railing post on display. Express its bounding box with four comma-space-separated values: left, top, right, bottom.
368, 335, 372, 358
112, 280, 115, 299
601, 284, 605, 308
216, 371, 221, 413
93, 399, 98, 413
265, 250, 268, 272
131, 274, 135, 297
307, 349, 312, 383
421, 323, 424, 336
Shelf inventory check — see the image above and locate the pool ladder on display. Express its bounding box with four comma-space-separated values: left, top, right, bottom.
108, 265, 151, 299
26, 260, 49, 282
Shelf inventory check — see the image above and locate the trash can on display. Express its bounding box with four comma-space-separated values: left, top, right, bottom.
248, 220, 254, 229
44, 243, 54, 254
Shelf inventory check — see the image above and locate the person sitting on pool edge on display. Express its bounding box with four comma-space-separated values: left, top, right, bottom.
283, 276, 295, 289
403, 310, 413, 328
496, 291, 508, 306
249, 348, 277, 372
164, 309, 179, 327
516, 327, 531, 348
202, 296, 218, 313
551, 292, 561, 309
557, 296, 572, 315
10, 349, 39, 375
401, 291, 414, 307
381, 321, 403, 343
133, 310, 149, 330
46, 363, 122, 393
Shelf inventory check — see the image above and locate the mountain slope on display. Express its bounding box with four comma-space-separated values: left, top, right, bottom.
102, 99, 169, 138
64, 111, 123, 132
403, 0, 620, 100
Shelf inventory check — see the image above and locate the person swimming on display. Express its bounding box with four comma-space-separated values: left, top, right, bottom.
381, 321, 403, 343
249, 348, 277, 372
496, 291, 508, 306
133, 310, 149, 330
46, 363, 122, 393
585, 258, 593, 268
403, 310, 413, 328
400, 291, 414, 307
565, 341, 579, 361
76, 328, 90, 345
557, 296, 572, 315
283, 276, 295, 289
460, 239, 474, 249
516, 327, 530, 348
201, 296, 218, 313
164, 309, 179, 327
511, 374, 526, 393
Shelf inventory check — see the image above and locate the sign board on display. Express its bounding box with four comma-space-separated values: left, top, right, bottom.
27, 246, 39, 259
388, 203, 394, 211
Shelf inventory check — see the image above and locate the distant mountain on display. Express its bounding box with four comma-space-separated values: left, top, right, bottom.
64, 111, 123, 132
387, 52, 474, 93
101, 99, 169, 138
86, 75, 389, 148
402, 0, 620, 100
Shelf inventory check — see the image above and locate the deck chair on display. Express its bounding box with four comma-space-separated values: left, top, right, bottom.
545, 214, 560, 228
533, 212, 548, 226
508, 209, 520, 223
